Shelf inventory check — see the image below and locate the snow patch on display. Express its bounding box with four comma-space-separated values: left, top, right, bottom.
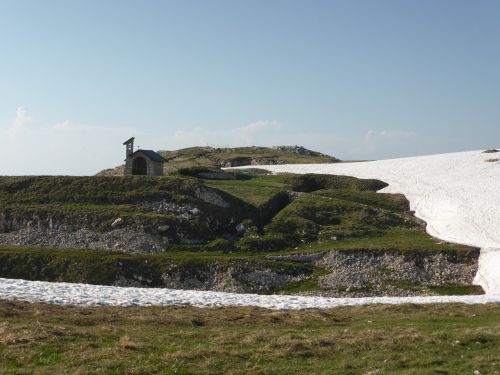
235, 150, 500, 295
1, 278, 499, 309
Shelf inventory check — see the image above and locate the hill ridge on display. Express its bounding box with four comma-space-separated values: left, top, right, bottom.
97, 145, 339, 176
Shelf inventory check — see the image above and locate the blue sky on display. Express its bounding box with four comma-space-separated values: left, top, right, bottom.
1, 0, 499, 175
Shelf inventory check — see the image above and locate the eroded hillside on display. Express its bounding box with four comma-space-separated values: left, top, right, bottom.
0, 170, 481, 297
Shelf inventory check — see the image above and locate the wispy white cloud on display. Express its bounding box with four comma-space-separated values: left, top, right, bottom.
1, 107, 425, 175
8, 106, 33, 138
236, 120, 281, 145
2, 111, 283, 175
1, 108, 135, 175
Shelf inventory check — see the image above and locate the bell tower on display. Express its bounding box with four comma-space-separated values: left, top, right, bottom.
123, 137, 135, 159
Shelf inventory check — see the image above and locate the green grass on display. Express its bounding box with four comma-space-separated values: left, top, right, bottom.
205, 175, 290, 206
378, 281, 484, 296
0, 175, 257, 239
284, 173, 387, 192
284, 229, 476, 254
428, 284, 485, 295
0, 173, 475, 255
276, 271, 483, 296
96, 146, 339, 175
312, 189, 410, 211
0, 169, 478, 297
0, 175, 204, 205
156, 146, 339, 174
0, 300, 499, 374
0, 244, 314, 265
0, 245, 314, 287
240, 182, 474, 254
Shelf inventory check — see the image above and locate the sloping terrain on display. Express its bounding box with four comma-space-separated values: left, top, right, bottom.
0, 168, 480, 297
97, 145, 339, 176
0, 172, 449, 253
235, 149, 500, 295
0, 176, 255, 251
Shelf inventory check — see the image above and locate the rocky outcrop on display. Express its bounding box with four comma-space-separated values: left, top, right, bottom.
316, 249, 479, 288
272, 145, 319, 155
0, 250, 309, 294
0, 227, 164, 253
220, 157, 253, 168
149, 262, 305, 293
221, 157, 286, 168
194, 187, 230, 208
0, 240, 481, 296
142, 200, 202, 220
271, 248, 481, 297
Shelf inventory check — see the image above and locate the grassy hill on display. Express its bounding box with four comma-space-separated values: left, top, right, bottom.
0, 171, 467, 253
97, 145, 340, 176
0, 170, 480, 296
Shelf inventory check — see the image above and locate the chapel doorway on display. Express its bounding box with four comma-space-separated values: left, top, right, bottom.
132, 157, 148, 175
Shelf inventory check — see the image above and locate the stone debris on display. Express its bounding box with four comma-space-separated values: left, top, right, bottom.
111, 218, 124, 228
194, 188, 230, 208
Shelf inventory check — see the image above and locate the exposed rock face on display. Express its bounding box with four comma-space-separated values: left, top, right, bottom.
316, 250, 478, 288
0, 213, 20, 232
272, 249, 479, 297
272, 249, 480, 297
77, 248, 481, 296
154, 262, 305, 293
142, 200, 201, 220
272, 145, 317, 155
220, 157, 253, 168
0, 187, 238, 250
142, 200, 196, 214
251, 158, 285, 166
0, 238, 481, 296
221, 156, 287, 167
0, 227, 163, 253
0, 206, 481, 296
194, 188, 230, 208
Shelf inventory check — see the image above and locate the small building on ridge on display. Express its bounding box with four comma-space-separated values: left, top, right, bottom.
123, 137, 166, 176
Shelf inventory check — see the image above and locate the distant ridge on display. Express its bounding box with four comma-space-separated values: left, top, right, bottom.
97, 145, 339, 176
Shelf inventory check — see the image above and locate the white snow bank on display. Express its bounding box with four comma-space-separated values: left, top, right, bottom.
1, 278, 500, 309
235, 150, 500, 294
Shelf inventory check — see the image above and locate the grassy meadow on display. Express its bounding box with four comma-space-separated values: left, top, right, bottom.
0, 301, 499, 374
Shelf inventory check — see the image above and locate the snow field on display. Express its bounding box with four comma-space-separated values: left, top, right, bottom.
236, 150, 500, 295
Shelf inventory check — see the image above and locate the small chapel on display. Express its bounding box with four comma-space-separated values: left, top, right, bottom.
122, 137, 166, 176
